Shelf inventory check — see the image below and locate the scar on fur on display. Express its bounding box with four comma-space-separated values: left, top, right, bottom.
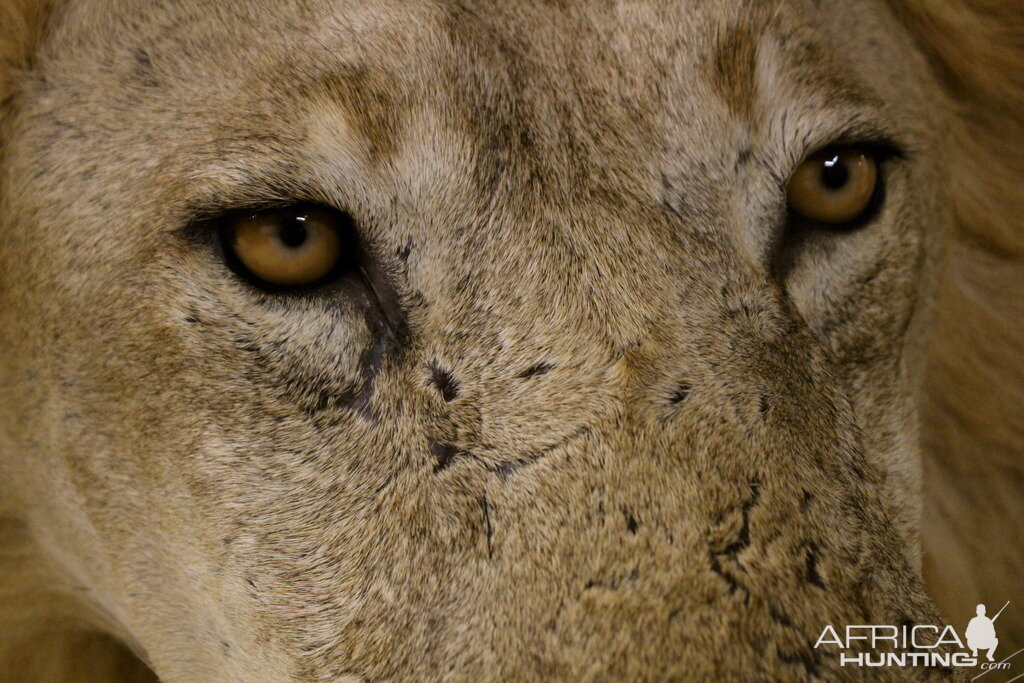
708, 480, 761, 597
494, 427, 591, 480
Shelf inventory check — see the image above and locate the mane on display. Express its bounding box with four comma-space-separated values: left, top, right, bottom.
888, 0, 1024, 650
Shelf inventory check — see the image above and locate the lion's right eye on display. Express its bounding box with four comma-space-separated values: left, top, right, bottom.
222, 206, 352, 288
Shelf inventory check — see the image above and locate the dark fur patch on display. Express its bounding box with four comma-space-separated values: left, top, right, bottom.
349, 250, 411, 417
427, 362, 460, 401
517, 361, 554, 378
805, 543, 826, 589
735, 147, 753, 169
709, 553, 746, 599
431, 441, 472, 472
397, 238, 413, 262
669, 383, 692, 404
480, 496, 494, 558
768, 603, 794, 628
623, 508, 639, 534
314, 66, 404, 165
131, 48, 159, 88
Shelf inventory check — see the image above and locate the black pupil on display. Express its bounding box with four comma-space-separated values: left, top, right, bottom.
277, 216, 308, 248
820, 155, 849, 189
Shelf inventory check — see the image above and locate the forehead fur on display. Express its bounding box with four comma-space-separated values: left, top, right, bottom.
18, 0, 938, 215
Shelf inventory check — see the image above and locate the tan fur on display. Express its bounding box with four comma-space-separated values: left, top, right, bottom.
0, 0, 1020, 680
2, 3, 160, 679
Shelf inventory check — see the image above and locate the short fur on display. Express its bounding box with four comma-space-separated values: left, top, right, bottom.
0, 0, 1020, 680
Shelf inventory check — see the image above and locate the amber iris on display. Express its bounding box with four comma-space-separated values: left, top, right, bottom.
226, 207, 343, 287
787, 147, 878, 224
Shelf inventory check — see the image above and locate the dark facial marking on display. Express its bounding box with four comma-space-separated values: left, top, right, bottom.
623, 508, 640, 534
669, 383, 692, 404
805, 543, 826, 589
517, 361, 554, 379
313, 66, 404, 164
427, 362, 460, 401
430, 441, 473, 472
396, 238, 414, 262
710, 25, 759, 117
480, 496, 494, 558
708, 481, 761, 598
131, 47, 159, 88
346, 248, 411, 418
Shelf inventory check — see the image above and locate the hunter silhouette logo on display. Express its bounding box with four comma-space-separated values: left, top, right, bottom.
813, 602, 1015, 670
966, 602, 1007, 662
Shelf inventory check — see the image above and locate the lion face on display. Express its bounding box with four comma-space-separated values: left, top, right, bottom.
0, 0, 954, 679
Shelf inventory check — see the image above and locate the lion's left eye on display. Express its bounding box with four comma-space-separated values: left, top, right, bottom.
786, 146, 880, 225
222, 206, 351, 288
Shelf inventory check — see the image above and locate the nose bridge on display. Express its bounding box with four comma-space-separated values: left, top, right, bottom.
326, 193, 947, 680
415, 191, 765, 456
